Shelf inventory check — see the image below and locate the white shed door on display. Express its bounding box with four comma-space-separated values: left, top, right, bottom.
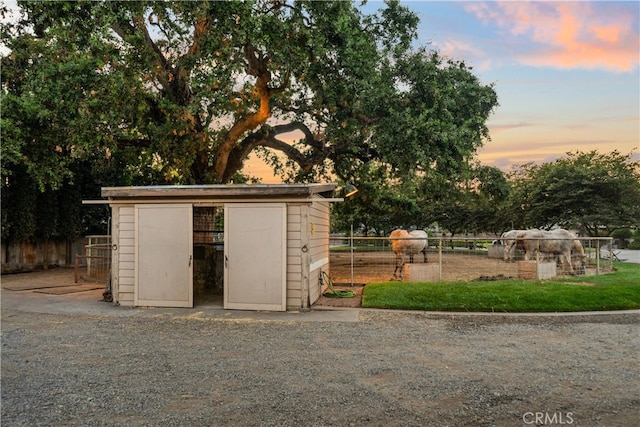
224, 203, 286, 311
135, 204, 193, 307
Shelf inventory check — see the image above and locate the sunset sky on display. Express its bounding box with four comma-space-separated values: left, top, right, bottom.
249, 0, 640, 182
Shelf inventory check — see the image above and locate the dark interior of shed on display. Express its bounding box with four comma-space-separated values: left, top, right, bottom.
193, 207, 224, 305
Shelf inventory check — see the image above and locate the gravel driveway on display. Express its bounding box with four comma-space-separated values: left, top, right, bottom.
1, 285, 639, 426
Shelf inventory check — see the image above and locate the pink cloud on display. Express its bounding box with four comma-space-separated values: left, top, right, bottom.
466, 1, 639, 72
593, 25, 622, 43
487, 122, 535, 133
435, 38, 495, 71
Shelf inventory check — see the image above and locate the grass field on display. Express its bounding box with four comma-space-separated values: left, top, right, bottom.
362, 262, 640, 312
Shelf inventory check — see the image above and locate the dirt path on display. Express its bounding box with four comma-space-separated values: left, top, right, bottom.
1, 270, 638, 426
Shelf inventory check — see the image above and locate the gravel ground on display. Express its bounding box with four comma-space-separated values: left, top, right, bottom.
1, 300, 638, 427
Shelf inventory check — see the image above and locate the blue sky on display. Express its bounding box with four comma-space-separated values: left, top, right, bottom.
379, 0, 639, 170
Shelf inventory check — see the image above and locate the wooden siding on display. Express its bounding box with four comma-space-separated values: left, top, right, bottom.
113, 206, 135, 306
307, 201, 330, 305
285, 201, 330, 309
286, 205, 303, 309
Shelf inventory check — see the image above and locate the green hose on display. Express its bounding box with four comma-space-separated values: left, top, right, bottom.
321, 271, 357, 298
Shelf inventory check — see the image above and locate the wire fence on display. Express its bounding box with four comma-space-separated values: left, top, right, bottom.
72, 234, 615, 286
328, 235, 615, 285
74, 236, 111, 283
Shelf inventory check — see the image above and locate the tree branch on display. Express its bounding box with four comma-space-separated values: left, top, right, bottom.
112, 14, 175, 101
214, 42, 279, 181
221, 127, 327, 182
259, 135, 315, 170
132, 14, 168, 71
178, 14, 209, 66
271, 122, 321, 148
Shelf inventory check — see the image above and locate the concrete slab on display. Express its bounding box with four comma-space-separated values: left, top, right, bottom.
1, 268, 361, 322
615, 249, 640, 263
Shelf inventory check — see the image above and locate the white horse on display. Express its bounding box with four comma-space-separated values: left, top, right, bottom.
389, 229, 428, 280
501, 229, 528, 261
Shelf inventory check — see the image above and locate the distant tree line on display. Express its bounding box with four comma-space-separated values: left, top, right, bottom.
332, 150, 640, 237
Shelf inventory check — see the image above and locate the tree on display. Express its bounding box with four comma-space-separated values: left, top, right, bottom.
508, 150, 640, 235
3, 0, 497, 189
331, 164, 424, 236
418, 162, 511, 234
466, 164, 512, 233
0, 159, 108, 242
330, 162, 512, 237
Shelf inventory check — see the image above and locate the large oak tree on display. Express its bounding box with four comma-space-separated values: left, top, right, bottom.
3, 0, 497, 188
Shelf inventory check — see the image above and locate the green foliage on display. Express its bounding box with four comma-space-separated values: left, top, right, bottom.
612, 229, 633, 249
331, 164, 426, 235
420, 164, 512, 235
508, 150, 640, 234
1, 159, 111, 243
1, 166, 38, 241
354, 50, 498, 182
4, 0, 496, 187
630, 229, 640, 249
362, 262, 640, 312
3, 0, 498, 241
611, 229, 632, 239
331, 161, 511, 235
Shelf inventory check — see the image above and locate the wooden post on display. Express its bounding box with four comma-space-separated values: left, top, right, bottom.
438, 237, 443, 281
596, 239, 600, 275
74, 255, 79, 283
535, 239, 540, 279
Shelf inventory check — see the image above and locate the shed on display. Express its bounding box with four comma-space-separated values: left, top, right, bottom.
102, 184, 338, 311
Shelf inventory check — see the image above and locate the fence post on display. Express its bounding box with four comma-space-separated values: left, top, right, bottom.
609, 237, 613, 271
535, 238, 540, 279
596, 239, 600, 275
438, 237, 443, 281
349, 220, 354, 286
86, 237, 92, 277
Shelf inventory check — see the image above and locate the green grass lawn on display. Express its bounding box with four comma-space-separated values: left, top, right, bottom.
362, 262, 640, 312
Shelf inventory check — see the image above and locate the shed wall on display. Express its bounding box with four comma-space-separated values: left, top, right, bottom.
113, 205, 135, 306
284, 201, 331, 309
286, 204, 304, 309
308, 201, 331, 305
110, 197, 332, 310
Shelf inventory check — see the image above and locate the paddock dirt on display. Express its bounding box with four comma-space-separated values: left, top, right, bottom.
329, 251, 519, 284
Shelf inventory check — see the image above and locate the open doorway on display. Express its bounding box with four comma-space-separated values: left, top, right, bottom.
193, 206, 224, 306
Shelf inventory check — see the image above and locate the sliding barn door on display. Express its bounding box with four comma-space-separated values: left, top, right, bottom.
135, 204, 193, 307
224, 203, 286, 311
